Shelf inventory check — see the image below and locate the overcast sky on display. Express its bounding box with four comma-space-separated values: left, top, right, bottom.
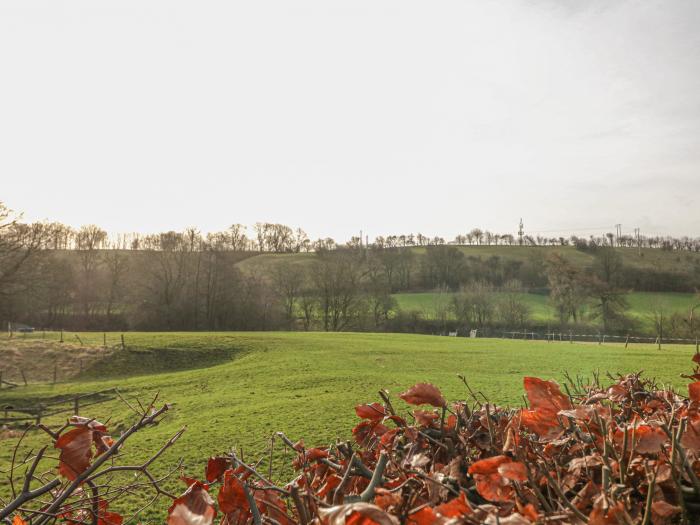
1, 0, 698, 241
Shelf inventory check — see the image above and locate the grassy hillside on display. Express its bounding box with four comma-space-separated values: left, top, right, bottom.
392, 290, 699, 330
236, 245, 700, 276
1, 331, 696, 519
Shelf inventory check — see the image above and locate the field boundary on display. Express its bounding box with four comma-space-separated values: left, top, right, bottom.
496, 329, 700, 348
0, 387, 120, 426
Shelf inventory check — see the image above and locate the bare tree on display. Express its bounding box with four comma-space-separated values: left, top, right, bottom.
103, 250, 129, 325
271, 261, 306, 328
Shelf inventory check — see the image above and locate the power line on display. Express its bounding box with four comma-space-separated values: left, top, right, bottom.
525, 225, 616, 234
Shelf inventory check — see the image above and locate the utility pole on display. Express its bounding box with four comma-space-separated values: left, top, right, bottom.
518, 218, 524, 246
614, 224, 622, 247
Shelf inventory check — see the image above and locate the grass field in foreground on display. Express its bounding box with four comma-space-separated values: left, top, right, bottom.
392, 290, 698, 328
1, 331, 696, 520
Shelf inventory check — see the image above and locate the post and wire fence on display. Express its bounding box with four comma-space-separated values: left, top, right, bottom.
498, 329, 700, 351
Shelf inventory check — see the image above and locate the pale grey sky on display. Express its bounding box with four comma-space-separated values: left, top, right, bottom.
1, 0, 698, 241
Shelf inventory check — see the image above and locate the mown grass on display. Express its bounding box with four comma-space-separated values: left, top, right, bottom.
392, 290, 698, 330
1, 331, 696, 521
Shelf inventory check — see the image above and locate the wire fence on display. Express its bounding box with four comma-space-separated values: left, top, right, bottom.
498, 329, 700, 349
0, 388, 120, 425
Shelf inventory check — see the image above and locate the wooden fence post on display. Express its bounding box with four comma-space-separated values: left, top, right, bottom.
121, 334, 126, 350
74, 397, 80, 415
625, 334, 630, 348
60, 329, 64, 343
104, 332, 107, 348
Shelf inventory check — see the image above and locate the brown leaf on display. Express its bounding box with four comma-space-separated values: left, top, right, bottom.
434, 492, 472, 517
406, 507, 439, 525
55, 427, 93, 480
682, 417, 700, 450
468, 456, 516, 502
589, 498, 626, 525
651, 500, 681, 525
615, 425, 667, 454
205, 456, 230, 483
413, 409, 440, 427
318, 474, 343, 498
689, 381, 700, 403
217, 470, 248, 514
497, 461, 527, 482
355, 403, 387, 421
519, 409, 564, 440
319, 503, 400, 525
399, 383, 446, 408
167, 481, 216, 525
523, 377, 571, 413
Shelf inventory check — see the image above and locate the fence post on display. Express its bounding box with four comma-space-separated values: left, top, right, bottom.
35, 408, 42, 426
625, 334, 630, 348
60, 329, 64, 343
569, 331, 573, 344
104, 332, 107, 348
74, 397, 79, 415
602, 335, 606, 345
75, 334, 83, 346
121, 334, 126, 350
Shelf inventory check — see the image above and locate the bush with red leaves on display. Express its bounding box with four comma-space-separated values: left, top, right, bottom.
8, 354, 700, 525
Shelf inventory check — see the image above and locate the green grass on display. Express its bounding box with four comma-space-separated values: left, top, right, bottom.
392, 291, 698, 329
235, 245, 700, 276
1, 331, 697, 521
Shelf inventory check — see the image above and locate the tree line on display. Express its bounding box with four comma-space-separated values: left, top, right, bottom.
1, 202, 699, 336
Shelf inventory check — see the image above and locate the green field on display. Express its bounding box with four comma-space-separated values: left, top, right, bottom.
1, 331, 697, 520
392, 290, 698, 328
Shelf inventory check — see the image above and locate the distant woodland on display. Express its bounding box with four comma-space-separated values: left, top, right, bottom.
1, 202, 699, 337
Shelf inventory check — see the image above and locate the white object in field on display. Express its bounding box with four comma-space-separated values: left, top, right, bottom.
448, 331, 458, 337
470, 329, 478, 338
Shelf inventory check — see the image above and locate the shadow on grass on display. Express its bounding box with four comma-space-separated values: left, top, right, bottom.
78, 345, 244, 380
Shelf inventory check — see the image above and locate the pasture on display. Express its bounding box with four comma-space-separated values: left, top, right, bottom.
392, 290, 698, 329
0, 331, 696, 519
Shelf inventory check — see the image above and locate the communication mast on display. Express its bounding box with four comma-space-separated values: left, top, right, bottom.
518, 218, 524, 246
